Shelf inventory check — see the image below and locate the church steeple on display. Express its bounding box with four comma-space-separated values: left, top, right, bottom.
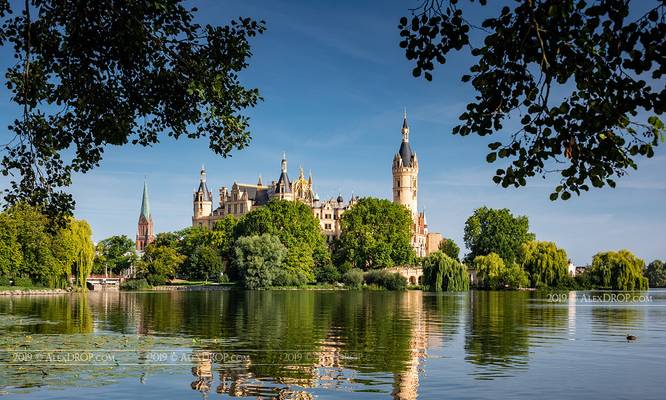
136, 180, 155, 252
140, 181, 151, 220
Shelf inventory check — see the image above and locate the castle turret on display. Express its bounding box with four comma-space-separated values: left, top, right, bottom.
392, 111, 419, 217
193, 166, 213, 219
136, 181, 155, 252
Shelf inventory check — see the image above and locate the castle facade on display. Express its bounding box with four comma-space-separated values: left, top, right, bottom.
192, 113, 442, 256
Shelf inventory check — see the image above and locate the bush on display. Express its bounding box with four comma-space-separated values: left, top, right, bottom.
342, 268, 364, 288
120, 278, 151, 291
13, 276, 34, 287
315, 263, 341, 283
422, 251, 469, 291
0, 276, 11, 286
363, 270, 407, 291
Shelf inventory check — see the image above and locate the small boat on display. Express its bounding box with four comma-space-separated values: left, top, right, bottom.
626, 335, 637, 341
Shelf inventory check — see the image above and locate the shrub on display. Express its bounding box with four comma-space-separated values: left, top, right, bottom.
363, 270, 407, 291
342, 268, 364, 288
120, 278, 151, 291
13, 276, 34, 287
315, 263, 341, 283
0, 276, 11, 286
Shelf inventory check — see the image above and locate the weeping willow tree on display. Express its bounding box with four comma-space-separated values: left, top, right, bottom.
52, 218, 95, 288
422, 251, 469, 291
520, 241, 569, 288
591, 250, 648, 291
69, 220, 95, 288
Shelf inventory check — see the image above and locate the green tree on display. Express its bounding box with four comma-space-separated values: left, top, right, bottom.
474, 253, 506, 290
1, 204, 94, 288
95, 235, 136, 275
520, 241, 569, 288
0, 0, 265, 219
590, 250, 648, 290
188, 245, 224, 282
233, 234, 287, 289
0, 212, 23, 280
473, 252, 527, 290
438, 237, 461, 261
137, 244, 185, 286
422, 251, 469, 291
464, 207, 535, 264
502, 263, 530, 291
5, 203, 58, 286
234, 200, 328, 284
646, 260, 666, 288
337, 197, 414, 270
399, 1, 665, 199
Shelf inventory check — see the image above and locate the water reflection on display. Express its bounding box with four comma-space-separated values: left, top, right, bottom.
0, 289, 664, 399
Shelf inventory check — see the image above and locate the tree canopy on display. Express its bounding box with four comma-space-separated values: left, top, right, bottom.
463, 207, 534, 264
336, 197, 415, 270
590, 250, 648, 290
646, 260, 666, 287
399, 0, 665, 199
233, 233, 287, 289
0, 0, 265, 219
422, 251, 469, 291
94, 235, 135, 275
0, 203, 93, 288
520, 241, 569, 287
473, 252, 528, 290
234, 200, 329, 285
438, 237, 461, 261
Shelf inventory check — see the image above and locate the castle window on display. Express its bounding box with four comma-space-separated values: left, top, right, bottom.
325, 223, 332, 230
227, 205, 231, 214
239, 204, 244, 213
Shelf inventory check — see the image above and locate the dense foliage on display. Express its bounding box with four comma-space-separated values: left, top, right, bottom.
474, 253, 528, 290
0, 204, 93, 288
136, 244, 185, 286
233, 234, 287, 289
422, 251, 469, 291
438, 238, 461, 261
464, 207, 535, 264
520, 241, 569, 288
590, 250, 648, 290
363, 270, 408, 291
337, 198, 415, 269
0, 0, 265, 219
188, 245, 224, 282
234, 200, 328, 285
399, 0, 665, 199
646, 260, 666, 288
93, 235, 136, 275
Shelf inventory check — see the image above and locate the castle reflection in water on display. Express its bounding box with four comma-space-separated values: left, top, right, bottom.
0, 289, 653, 399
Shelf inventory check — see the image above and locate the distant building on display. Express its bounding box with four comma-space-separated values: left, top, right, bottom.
136, 181, 155, 252
192, 155, 356, 242
192, 112, 443, 255
567, 260, 577, 277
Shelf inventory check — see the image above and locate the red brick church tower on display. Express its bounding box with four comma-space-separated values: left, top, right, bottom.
136, 181, 155, 252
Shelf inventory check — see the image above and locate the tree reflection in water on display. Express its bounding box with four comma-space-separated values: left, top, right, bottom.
0, 289, 597, 398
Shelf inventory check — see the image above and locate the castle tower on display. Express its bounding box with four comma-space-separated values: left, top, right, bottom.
136, 181, 155, 252
392, 111, 419, 217
193, 166, 213, 219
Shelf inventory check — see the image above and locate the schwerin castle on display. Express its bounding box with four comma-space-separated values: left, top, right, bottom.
191, 113, 442, 257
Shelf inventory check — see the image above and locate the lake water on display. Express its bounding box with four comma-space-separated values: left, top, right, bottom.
0, 289, 665, 399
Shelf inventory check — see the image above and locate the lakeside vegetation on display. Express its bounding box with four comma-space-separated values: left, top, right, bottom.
0, 200, 661, 292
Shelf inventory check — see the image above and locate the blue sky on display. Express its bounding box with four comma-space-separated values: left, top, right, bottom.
0, 0, 664, 265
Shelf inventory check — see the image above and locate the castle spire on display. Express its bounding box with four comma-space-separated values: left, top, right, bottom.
281, 152, 287, 172
402, 109, 410, 142
200, 165, 207, 182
